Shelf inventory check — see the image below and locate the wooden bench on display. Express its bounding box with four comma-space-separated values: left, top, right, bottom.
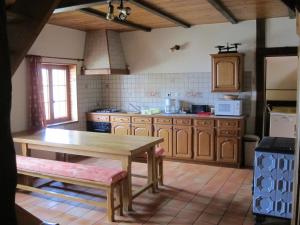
16, 155, 127, 222
132, 147, 164, 186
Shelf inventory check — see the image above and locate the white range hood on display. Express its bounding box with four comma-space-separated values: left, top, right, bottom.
83, 30, 129, 75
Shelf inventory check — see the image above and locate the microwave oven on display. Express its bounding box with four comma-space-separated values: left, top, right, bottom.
215, 100, 243, 116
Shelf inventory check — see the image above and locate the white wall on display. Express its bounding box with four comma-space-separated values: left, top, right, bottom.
11, 17, 298, 134
121, 21, 256, 74
120, 18, 298, 75
11, 24, 86, 133
266, 17, 299, 48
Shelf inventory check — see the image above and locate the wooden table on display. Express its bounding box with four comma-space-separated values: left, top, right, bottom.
13, 128, 163, 211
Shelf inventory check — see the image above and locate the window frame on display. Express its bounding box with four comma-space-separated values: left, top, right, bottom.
41, 63, 72, 125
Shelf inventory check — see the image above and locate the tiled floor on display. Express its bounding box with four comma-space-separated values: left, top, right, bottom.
16, 158, 255, 225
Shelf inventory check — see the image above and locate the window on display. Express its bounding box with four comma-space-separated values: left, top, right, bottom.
41, 64, 71, 124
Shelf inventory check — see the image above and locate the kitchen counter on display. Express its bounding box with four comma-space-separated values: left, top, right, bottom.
86, 111, 246, 168
88, 112, 246, 120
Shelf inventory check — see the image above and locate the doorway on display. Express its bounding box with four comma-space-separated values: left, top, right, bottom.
255, 47, 298, 138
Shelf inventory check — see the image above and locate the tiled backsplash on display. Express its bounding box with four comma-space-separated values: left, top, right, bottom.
100, 72, 255, 133
59, 71, 256, 133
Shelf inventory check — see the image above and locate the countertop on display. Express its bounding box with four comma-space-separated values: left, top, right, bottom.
87, 112, 246, 120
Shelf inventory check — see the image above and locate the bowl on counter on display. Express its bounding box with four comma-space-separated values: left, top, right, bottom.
223, 94, 239, 100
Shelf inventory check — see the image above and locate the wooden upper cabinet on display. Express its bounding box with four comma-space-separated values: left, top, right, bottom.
111, 123, 131, 136
132, 124, 152, 137
173, 125, 192, 159
216, 137, 238, 163
193, 128, 215, 161
211, 53, 244, 92
154, 124, 173, 157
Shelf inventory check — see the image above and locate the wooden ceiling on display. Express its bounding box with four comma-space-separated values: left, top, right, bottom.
49, 0, 291, 32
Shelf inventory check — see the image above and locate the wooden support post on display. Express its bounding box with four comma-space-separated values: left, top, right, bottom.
255, 19, 266, 138
0, 0, 17, 224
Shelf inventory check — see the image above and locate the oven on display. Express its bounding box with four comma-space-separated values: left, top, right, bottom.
87, 121, 111, 133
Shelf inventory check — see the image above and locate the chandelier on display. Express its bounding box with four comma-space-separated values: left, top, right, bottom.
106, 0, 132, 21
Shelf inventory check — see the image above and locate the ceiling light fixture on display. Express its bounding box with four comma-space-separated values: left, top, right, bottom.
106, 0, 114, 21
117, 0, 131, 21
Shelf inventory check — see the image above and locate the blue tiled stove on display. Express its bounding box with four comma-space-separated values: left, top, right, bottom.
253, 137, 295, 223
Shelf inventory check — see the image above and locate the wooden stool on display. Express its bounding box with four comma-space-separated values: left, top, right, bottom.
133, 147, 165, 186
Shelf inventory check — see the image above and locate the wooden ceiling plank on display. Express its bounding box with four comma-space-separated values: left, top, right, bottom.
207, 0, 238, 24
79, 8, 152, 32
128, 0, 191, 28
54, 0, 107, 14
281, 0, 296, 12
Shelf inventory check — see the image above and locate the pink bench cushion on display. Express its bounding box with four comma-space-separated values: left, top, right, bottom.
155, 147, 165, 157
16, 156, 127, 185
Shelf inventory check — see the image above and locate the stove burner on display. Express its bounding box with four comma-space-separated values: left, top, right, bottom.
93, 108, 120, 113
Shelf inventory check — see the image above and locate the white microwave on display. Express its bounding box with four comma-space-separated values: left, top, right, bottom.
215, 100, 243, 116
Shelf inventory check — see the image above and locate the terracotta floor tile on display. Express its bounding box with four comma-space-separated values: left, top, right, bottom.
194, 212, 222, 225
169, 209, 201, 224
15, 160, 253, 225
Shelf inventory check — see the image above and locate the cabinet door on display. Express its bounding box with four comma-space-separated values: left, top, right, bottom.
132, 124, 152, 137
154, 125, 173, 157
212, 55, 241, 92
111, 123, 131, 135
173, 126, 192, 159
193, 128, 214, 161
216, 137, 238, 163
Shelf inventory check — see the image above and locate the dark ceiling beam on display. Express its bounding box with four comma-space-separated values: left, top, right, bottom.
80, 8, 152, 32
207, 0, 238, 24
54, 0, 106, 13
128, 0, 191, 28
281, 0, 296, 12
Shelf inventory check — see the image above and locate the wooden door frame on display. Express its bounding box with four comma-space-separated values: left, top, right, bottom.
255, 46, 298, 137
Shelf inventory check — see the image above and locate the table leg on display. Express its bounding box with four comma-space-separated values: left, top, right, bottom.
21, 143, 31, 186
21, 143, 31, 156
122, 156, 133, 211
147, 147, 157, 193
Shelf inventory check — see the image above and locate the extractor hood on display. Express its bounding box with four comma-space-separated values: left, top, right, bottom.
82, 30, 129, 75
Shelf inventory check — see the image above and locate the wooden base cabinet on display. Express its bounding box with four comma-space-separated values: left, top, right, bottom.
111, 123, 131, 136
173, 126, 192, 159
87, 113, 245, 167
154, 125, 173, 157
216, 137, 239, 164
132, 124, 152, 137
193, 128, 215, 161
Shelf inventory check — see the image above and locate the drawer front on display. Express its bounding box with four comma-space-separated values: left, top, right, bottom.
132, 117, 152, 124
217, 119, 240, 129
193, 119, 214, 128
111, 116, 131, 123
217, 129, 240, 137
154, 117, 172, 125
87, 114, 110, 122
173, 118, 192, 126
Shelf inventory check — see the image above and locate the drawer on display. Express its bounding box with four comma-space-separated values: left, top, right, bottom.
217, 119, 240, 128
132, 117, 152, 124
193, 119, 214, 128
217, 129, 240, 137
86, 114, 110, 122
154, 117, 172, 125
173, 118, 192, 126
111, 116, 131, 123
